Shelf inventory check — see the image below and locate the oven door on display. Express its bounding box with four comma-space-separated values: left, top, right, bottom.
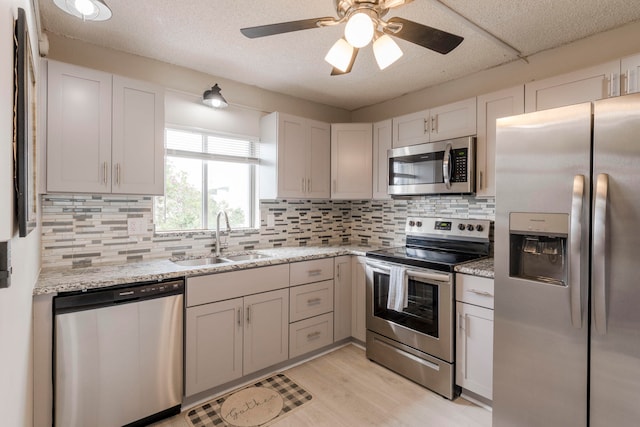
365, 259, 453, 362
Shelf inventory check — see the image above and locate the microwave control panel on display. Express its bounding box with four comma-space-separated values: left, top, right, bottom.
451, 148, 468, 182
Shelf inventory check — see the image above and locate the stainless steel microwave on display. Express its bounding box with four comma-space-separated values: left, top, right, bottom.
388, 136, 475, 196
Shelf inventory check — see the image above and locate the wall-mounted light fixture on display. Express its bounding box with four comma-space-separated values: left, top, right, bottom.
53, 0, 112, 21
202, 84, 229, 109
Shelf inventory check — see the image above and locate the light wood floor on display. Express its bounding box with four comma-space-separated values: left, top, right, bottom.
153, 344, 492, 427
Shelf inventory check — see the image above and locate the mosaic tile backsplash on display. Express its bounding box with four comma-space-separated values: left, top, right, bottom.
41, 194, 495, 268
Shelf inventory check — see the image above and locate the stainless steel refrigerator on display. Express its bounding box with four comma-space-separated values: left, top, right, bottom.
493, 93, 640, 426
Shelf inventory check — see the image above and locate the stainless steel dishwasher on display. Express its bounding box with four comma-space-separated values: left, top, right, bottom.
53, 278, 184, 427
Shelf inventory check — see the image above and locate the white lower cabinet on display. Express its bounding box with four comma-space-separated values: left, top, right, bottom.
185, 265, 289, 397
185, 288, 289, 397
455, 274, 494, 401
289, 313, 334, 358
351, 256, 367, 342
334, 255, 352, 342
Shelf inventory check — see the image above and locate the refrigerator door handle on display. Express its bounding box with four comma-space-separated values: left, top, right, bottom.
443, 143, 452, 189
593, 173, 609, 335
570, 175, 584, 328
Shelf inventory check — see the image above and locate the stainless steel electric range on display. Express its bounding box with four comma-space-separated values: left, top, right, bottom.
365, 216, 491, 399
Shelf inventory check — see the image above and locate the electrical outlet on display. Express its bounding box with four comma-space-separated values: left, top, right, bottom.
267, 214, 275, 227
127, 218, 147, 236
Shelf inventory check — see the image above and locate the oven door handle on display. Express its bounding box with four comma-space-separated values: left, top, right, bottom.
366, 261, 450, 283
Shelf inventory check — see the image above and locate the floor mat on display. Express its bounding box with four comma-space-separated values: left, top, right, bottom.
185, 373, 313, 427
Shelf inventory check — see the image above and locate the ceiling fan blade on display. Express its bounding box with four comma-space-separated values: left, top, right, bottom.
241, 17, 335, 38
386, 17, 463, 54
330, 48, 359, 76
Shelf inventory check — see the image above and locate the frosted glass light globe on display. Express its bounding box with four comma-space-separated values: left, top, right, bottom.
74, 0, 97, 16
344, 12, 374, 48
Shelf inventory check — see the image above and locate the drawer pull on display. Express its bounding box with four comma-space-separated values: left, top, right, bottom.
307, 297, 322, 306
307, 269, 323, 276
307, 331, 322, 340
467, 288, 493, 297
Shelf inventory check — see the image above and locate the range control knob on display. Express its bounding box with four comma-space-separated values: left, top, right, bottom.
467, 224, 475, 231
476, 224, 484, 232
409, 220, 416, 227
416, 221, 422, 227
458, 223, 466, 231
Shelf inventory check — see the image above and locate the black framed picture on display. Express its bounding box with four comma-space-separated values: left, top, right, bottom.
14, 8, 37, 237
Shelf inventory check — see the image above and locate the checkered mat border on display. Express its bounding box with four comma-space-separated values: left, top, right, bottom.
186, 373, 313, 427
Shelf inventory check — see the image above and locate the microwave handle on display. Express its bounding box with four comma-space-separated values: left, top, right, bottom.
443, 143, 452, 189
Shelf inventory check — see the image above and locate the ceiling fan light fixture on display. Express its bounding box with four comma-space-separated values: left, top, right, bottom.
202, 84, 229, 108
53, 0, 112, 21
373, 34, 403, 70
383, 0, 409, 8
344, 12, 375, 48
325, 38, 355, 72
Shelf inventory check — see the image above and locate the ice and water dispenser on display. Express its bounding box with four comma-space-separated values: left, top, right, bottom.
509, 213, 568, 286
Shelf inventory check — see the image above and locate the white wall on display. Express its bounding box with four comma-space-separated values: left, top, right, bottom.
0, 1, 42, 426
45, 33, 353, 125
352, 20, 640, 122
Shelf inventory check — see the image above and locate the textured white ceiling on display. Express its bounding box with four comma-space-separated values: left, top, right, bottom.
38, 0, 640, 111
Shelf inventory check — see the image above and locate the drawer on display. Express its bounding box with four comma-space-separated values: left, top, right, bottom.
290, 258, 334, 286
187, 264, 289, 307
456, 274, 494, 309
289, 313, 334, 358
290, 280, 334, 322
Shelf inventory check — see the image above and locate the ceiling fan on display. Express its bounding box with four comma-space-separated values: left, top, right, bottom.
240, 0, 464, 75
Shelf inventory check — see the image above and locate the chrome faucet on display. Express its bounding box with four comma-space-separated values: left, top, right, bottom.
215, 210, 231, 257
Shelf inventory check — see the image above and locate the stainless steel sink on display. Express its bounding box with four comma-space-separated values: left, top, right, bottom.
172, 257, 229, 266
222, 253, 270, 262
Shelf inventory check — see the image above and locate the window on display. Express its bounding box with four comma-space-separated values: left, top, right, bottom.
154, 128, 259, 232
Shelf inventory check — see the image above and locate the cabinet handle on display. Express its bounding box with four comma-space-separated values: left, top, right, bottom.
336, 264, 341, 281
102, 162, 108, 185
307, 269, 322, 276
609, 73, 620, 97
307, 297, 322, 306
479, 171, 483, 190
333, 179, 337, 194
431, 115, 438, 133
458, 312, 464, 331
246, 305, 251, 324
307, 331, 322, 341
116, 164, 121, 186
301, 178, 306, 193
237, 307, 242, 327
467, 288, 493, 297
423, 118, 429, 134
307, 178, 311, 193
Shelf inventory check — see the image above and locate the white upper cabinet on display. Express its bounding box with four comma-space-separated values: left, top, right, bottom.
621, 53, 640, 95
372, 119, 392, 200
111, 76, 164, 195
392, 98, 477, 148
259, 112, 330, 199
46, 61, 164, 195
525, 60, 620, 112
331, 123, 373, 200
429, 98, 477, 142
476, 85, 524, 197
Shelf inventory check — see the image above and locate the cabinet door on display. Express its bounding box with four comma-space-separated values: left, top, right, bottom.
243, 289, 289, 375
525, 60, 620, 112
306, 119, 331, 198
47, 61, 112, 193
185, 298, 243, 396
392, 109, 429, 148
331, 123, 373, 199
476, 86, 524, 197
334, 255, 352, 341
429, 98, 477, 142
277, 114, 308, 198
621, 53, 640, 95
351, 256, 367, 342
456, 301, 494, 400
112, 76, 164, 195
372, 120, 392, 200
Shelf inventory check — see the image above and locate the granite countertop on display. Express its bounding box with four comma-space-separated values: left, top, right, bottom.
34, 245, 375, 296
454, 257, 494, 279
